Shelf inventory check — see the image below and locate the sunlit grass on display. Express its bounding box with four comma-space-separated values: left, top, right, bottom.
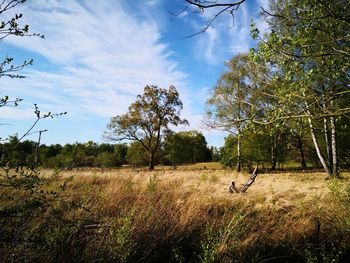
1, 168, 350, 262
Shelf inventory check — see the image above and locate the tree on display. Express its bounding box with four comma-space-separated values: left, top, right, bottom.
287, 119, 310, 169
105, 85, 188, 170
163, 131, 185, 167
184, 0, 349, 177
250, 0, 350, 177
220, 131, 269, 169
205, 54, 258, 171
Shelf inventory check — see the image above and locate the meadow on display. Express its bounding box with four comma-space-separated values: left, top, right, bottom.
1, 164, 350, 262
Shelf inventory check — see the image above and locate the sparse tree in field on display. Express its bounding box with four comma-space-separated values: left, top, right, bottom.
105, 85, 188, 170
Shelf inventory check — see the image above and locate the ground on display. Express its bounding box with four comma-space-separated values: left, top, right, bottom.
2, 164, 350, 262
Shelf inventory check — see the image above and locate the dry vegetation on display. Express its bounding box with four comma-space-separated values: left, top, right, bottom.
1, 166, 350, 262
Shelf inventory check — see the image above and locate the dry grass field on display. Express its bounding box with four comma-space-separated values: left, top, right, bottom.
2, 165, 350, 262
56, 165, 338, 206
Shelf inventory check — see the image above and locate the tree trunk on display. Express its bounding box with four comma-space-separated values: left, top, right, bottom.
171, 152, 177, 170
236, 132, 241, 172
149, 152, 155, 170
322, 95, 332, 171
307, 116, 332, 177
330, 116, 339, 177
323, 116, 332, 171
149, 161, 155, 170
304, 92, 332, 177
297, 135, 307, 169
271, 137, 277, 170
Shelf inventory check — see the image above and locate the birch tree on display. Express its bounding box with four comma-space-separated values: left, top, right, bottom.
205, 54, 258, 171
251, 0, 350, 177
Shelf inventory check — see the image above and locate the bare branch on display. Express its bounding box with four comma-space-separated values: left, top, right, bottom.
177, 0, 246, 37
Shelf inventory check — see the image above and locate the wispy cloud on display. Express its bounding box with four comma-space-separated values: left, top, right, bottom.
0, 107, 34, 120
3, 0, 187, 119
0, 0, 264, 146
187, 2, 253, 65
201, 27, 219, 65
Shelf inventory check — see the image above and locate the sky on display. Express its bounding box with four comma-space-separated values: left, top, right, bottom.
0, 0, 269, 147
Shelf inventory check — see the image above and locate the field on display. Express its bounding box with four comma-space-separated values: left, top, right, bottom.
1, 165, 350, 262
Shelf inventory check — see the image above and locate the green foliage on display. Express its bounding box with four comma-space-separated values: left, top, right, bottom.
1, 135, 220, 169
200, 211, 246, 263
250, 0, 350, 175
337, 119, 350, 167
205, 54, 257, 133
163, 130, 211, 166
105, 85, 188, 170
126, 141, 148, 168
171, 247, 186, 263
303, 242, 343, 263
108, 210, 135, 262
220, 132, 272, 169
205, 0, 350, 174
147, 173, 160, 194
200, 223, 218, 263
1, 140, 129, 168
328, 180, 350, 229
44, 223, 81, 251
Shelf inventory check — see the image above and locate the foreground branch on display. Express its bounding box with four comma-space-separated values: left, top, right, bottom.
181, 0, 246, 37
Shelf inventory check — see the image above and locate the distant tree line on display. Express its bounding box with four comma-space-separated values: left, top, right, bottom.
3, 124, 350, 170
0, 131, 213, 168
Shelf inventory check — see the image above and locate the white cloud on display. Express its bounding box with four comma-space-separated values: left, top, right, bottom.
204, 27, 219, 64
0, 0, 263, 147
189, 2, 252, 65
0, 107, 34, 120
3, 0, 188, 119
227, 4, 251, 54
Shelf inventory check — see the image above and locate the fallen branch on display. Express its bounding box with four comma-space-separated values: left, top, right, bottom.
229, 165, 259, 194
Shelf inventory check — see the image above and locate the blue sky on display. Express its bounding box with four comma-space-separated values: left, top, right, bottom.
0, 0, 268, 147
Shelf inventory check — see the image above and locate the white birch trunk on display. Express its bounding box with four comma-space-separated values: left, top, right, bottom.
330, 116, 339, 177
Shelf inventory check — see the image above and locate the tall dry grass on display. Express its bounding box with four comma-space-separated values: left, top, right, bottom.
1, 168, 350, 262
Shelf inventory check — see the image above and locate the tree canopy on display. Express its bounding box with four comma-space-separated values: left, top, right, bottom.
199, 0, 349, 176
105, 85, 187, 170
